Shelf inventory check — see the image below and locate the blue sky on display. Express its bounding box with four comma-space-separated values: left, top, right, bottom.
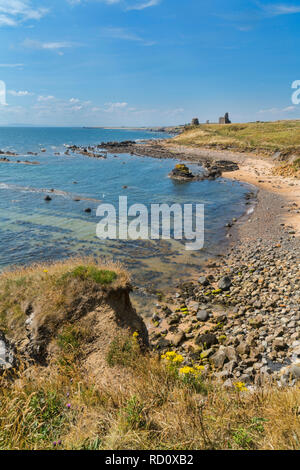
0, 0, 300, 126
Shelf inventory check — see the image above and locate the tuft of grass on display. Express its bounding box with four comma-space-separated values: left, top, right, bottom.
62, 266, 117, 285
120, 395, 147, 431
57, 327, 81, 352
106, 334, 140, 367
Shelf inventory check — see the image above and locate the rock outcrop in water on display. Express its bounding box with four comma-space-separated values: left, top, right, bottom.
168, 163, 225, 181
168, 164, 195, 181
0, 157, 40, 165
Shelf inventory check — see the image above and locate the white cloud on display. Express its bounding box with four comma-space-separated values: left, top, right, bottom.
22, 39, 77, 53
0, 0, 48, 27
67, 0, 161, 11
100, 26, 156, 45
104, 102, 128, 112
101, 27, 143, 41
260, 2, 300, 16
8, 89, 33, 96
37, 95, 55, 101
282, 105, 296, 111
126, 0, 161, 11
258, 105, 297, 114
0, 63, 24, 67
0, 14, 17, 26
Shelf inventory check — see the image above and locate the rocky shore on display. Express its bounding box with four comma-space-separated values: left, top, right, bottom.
148, 147, 300, 387
149, 232, 299, 386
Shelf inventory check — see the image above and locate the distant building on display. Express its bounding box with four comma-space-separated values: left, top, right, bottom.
191, 118, 200, 126
219, 113, 231, 124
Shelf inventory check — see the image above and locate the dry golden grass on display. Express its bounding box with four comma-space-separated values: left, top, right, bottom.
273, 157, 300, 178
0, 335, 299, 450
171, 120, 300, 157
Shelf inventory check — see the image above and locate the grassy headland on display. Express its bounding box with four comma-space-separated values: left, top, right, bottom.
167, 120, 300, 178
171, 120, 300, 156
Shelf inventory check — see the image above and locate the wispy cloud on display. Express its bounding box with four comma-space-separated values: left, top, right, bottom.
221, 2, 300, 32
0, 63, 24, 67
67, 0, 161, 11
258, 105, 297, 114
101, 27, 142, 41
104, 101, 128, 112
37, 95, 55, 101
100, 26, 155, 45
0, 0, 48, 27
260, 3, 300, 16
125, 0, 161, 11
22, 39, 78, 54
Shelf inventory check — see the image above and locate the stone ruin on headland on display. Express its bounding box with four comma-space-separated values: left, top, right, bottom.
219, 112, 231, 124
190, 113, 232, 125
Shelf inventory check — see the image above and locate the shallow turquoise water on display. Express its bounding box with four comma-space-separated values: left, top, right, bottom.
0, 127, 253, 292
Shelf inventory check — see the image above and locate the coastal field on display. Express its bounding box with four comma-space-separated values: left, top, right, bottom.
171, 120, 300, 159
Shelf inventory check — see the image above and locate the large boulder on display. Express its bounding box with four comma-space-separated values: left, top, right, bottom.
218, 276, 232, 291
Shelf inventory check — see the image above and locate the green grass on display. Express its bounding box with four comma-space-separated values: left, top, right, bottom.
106, 334, 139, 367
57, 325, 83, 354
63, 266, 117, 285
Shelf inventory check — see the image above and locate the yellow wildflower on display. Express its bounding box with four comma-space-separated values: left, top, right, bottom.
172, 354, 184, 364
234, 382, 248, 392
165, 351, 176, 358
194, 365, 205, 371
133, 331, 139, 338
179, 366, 194, 375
